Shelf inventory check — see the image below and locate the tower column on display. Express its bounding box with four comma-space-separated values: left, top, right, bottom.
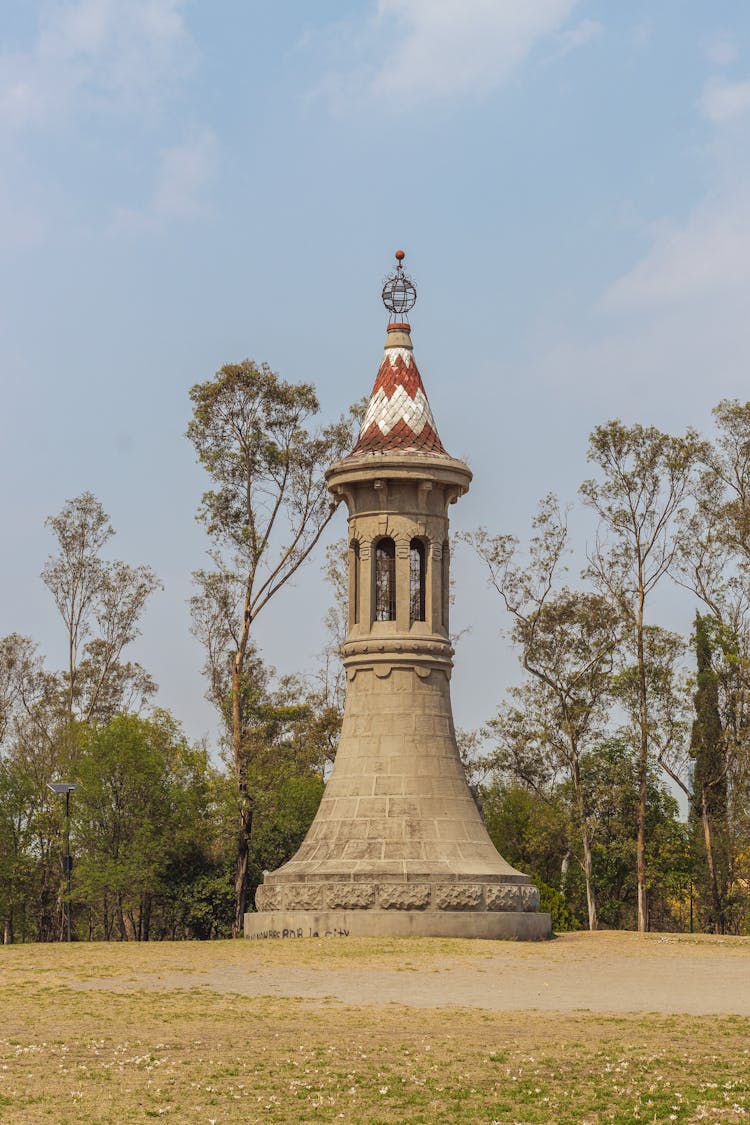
246, 253, 551, 940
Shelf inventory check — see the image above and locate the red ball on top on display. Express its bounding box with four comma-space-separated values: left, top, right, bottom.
395, 249, 405, 260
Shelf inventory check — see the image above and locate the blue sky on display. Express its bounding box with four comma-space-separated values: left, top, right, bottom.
3, 1, 750, 747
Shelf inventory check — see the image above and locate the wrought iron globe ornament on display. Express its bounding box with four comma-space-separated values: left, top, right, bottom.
382, 249, 417, 323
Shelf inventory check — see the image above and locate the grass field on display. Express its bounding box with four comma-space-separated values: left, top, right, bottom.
2, 935, 749, 1124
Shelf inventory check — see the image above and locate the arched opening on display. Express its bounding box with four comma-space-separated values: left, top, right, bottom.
374, 537, 396, 621
409, 538, 426, 623
352, 540, 360, 625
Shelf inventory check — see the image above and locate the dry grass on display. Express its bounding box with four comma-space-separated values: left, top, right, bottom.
2, 936, 749, 1124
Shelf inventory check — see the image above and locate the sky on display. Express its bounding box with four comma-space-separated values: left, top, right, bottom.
3, 0, 750, 751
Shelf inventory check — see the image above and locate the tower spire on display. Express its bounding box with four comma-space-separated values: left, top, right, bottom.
352, 251, 446, 456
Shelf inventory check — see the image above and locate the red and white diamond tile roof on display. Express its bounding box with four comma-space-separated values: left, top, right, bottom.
352, 337, 446, 456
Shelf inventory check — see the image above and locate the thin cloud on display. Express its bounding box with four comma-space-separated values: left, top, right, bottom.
114, 128, 218, 231
699, 77, 750, 124
602, 194, 750, 310
706, 34, 739, 67
558, 17, 602, 56
0, 0, 194, 132
314, 0, 582, 108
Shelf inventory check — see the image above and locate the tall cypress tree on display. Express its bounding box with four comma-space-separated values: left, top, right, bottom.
689, 613, 728, 931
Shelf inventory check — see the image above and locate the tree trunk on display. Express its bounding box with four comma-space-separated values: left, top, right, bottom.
581, 829, 598, 932
3, 912, 13, 945
701, 785, 724, 933
127, 908, 138, 941
571, 755, 598, 931
231, 642, 252, 937
68, 628, 75, 722
560, 851, 570, 895
636, 591, 649, 934
233, 783, 253, 937
142, 894, 152, 942
116, 894, 127, 941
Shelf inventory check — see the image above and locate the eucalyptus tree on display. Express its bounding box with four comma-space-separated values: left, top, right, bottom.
580, 421, 702, 932
467, 496, 621, 930
42, 492, 160, 725
671, 401, 750, 930
0, 635, 65, 941
187, 360, 355, 933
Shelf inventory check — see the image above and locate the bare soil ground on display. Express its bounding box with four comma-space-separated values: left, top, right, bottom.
2, 932, 749, 1123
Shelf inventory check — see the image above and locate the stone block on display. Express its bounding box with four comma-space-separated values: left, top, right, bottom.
386, 796, 421, 819
383, 840, 425, 860
402, 775, 434, 795
436, 819, 469, 840
519, 884, 541, 912
378, 884, 432, 910
254, 884, 281, 911
285, 886, 327, 911
340, 818, 368, 839
403, 818, 438, 840
245, 910, 553, 941
356, 797, 388, 818
485, 884, 522, 912
331, 797, 359, 819
374, 775, 405, 795
326, 884, 376, 910
434, 884, 483, 911
367, 819, 403, 841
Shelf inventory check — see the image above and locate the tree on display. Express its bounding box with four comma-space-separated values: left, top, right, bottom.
0, 635, 64, 942
690, 615, 729, 930
580, 421, 701, 931
467, 497, 620, 929
671, 402, 750, 932
187, 361, 356, 933
577, 739, 690, 932
73, 712, 214, 941
303, 539, 349, 773
42, 493, 160, 725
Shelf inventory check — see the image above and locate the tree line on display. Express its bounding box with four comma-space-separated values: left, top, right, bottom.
464, 406, 750, 935
1, 361, 748, 939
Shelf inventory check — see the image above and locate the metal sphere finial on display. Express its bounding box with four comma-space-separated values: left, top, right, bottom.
382, 249, 417, 322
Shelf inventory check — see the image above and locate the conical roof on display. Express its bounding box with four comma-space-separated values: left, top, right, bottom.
352, 322, 447, 456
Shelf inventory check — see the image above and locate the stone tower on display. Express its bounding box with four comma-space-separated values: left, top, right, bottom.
246, 254, 551, 940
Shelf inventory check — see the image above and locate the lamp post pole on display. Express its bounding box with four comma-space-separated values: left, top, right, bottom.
48, 783, 76, 942
64, 788, 72, 943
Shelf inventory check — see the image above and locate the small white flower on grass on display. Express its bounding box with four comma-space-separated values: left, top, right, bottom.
379, 1086, 389, 1094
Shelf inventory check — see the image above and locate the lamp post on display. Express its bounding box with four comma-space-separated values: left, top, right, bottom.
48, 782, 76, 942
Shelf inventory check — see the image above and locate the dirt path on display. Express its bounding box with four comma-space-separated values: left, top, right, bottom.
57, 931, 750, 1015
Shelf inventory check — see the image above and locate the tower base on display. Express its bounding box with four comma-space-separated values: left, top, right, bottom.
244, 909, 552, 941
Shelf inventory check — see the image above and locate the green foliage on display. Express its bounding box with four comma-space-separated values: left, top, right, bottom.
187, 359, 358, 931
479, 741, 692, 933
533, 877, 581, 932
481, 783, 568, 889
72, 712, 223, 940
689, 613, 731, 931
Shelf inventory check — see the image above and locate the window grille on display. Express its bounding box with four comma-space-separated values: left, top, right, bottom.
374, 538, 396, 621
409, 539, 426, 623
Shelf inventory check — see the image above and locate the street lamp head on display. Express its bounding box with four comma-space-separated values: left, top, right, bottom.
48, 782, 76, 794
